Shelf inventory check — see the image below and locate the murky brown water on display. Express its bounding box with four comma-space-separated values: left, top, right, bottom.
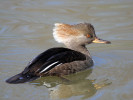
0, 0, 133, 100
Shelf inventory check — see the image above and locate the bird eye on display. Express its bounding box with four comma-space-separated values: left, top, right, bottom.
87, 34, 93, 38
87, 34, 91, 38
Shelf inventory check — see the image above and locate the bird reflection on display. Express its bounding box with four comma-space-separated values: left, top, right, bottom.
30, 68, 111, 100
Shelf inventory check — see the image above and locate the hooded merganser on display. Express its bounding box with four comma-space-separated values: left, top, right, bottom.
6, 23, 111, 84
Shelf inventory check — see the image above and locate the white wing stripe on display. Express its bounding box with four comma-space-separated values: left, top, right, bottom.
39, 61, 59, 73
56, 63, 62, 67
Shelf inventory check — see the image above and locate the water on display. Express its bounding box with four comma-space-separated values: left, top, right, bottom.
0, 0, 133, 100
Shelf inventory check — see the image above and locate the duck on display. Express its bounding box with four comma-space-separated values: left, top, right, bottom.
6, 23, 111, 84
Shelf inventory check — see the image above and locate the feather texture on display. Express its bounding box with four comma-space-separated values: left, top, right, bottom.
6, 47, 87, 84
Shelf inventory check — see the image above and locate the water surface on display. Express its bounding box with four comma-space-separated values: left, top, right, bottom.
0, 0, 133, 100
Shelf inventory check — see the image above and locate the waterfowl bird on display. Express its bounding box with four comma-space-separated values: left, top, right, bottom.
6, 23, 111, 84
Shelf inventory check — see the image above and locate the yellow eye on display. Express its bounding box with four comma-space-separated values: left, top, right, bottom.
87, 34, 91, 38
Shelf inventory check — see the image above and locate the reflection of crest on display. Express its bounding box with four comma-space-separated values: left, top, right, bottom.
30, 68, 111, 100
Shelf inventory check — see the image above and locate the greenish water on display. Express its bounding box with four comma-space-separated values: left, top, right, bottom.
0, 0, 133, 100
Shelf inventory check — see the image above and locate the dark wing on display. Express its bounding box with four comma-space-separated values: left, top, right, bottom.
22, 47, 86, 76
22, 47, 72, 74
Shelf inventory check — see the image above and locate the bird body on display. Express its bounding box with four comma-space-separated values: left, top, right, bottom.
6, 23, 110, 84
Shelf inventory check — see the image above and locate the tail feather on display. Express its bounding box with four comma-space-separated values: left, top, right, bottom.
6, 73, 38, 84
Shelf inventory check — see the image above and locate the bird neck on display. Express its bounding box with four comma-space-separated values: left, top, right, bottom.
65, 43, 92, 58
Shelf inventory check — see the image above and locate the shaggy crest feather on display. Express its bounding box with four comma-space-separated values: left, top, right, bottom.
53, 23, 84, 43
